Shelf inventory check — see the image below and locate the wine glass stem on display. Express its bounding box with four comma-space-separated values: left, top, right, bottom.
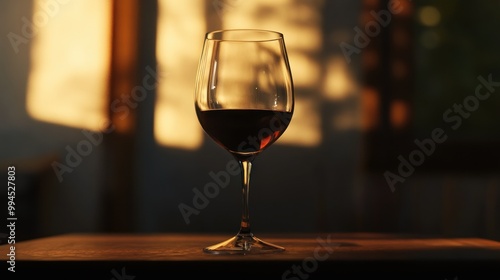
238, 160, 252, 235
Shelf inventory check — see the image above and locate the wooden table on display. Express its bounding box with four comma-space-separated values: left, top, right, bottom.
1, 232, 499, 279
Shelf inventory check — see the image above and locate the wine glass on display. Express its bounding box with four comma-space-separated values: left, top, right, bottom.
194, 29, 294, 254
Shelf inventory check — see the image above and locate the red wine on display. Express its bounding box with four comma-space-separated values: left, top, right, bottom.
196, 109, 292, 159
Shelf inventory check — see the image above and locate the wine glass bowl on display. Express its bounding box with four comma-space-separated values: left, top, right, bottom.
194, 29, 294, 254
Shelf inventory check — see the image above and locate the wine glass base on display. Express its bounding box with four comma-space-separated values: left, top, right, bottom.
203, 233, 285, 255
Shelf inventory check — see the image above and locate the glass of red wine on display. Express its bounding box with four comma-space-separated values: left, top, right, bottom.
194, 29, 294, 254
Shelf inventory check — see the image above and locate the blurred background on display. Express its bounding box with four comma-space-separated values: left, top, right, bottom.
1, 0, 499, 243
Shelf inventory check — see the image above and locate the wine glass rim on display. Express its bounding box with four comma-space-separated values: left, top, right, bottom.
206, 29, 284, 42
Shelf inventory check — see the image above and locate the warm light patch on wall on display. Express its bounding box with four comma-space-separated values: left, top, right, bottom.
280, 97, 322, 147
323, 56, 357, 101
26, 0, 112, 131
288, 53, 322, 89
221, 0, 322, 89
323, 56, 360, 131
154, 0, 205, 149
219, 0, 324, 147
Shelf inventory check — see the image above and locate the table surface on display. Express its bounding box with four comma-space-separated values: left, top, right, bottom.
1, 232, 500, 279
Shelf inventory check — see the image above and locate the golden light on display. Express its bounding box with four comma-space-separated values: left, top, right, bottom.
323, 56, 357, 101
323, 56, 360, 131
220, 0, 323, 89
418, 6, 441, 27
281, 97, 322, 147
216, 0, 324, 147
153, 0, 324, 148
288, 53, 322, 89
154, 0, 205, 149
26, 0, 112, 131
